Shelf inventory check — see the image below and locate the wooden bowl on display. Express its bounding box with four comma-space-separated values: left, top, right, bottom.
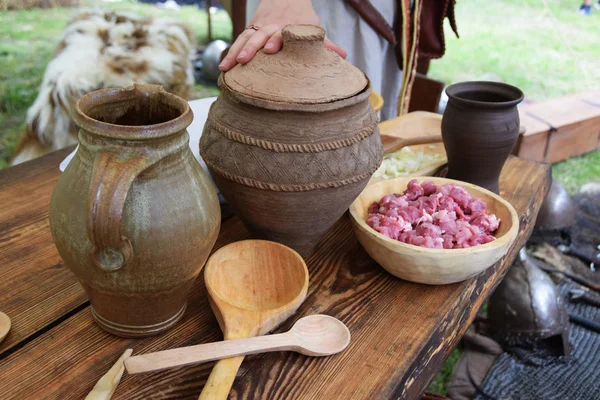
349, 177, 519, 285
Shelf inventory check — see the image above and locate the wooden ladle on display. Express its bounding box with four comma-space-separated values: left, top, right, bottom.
124, 315, 349, 374
381, 134, 442, 154
197, 240, 309, 400
0, 311, 10, 344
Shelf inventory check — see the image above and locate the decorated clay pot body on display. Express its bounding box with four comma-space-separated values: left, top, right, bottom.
200, 25, 382, 256
49, 84, 221, 337
442, 81, 524, 194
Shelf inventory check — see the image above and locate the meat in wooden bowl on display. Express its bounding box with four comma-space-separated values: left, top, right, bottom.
349, 177, 519, 284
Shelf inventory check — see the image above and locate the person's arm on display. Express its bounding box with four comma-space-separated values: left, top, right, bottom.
219, 0, 346, 72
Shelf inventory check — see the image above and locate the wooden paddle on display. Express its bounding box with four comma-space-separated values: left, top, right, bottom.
197, 240, 309, 400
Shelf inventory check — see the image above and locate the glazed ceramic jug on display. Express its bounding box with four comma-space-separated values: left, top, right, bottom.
49, 84, 221, 337
442, 81, 524, 194
200, 25, 383, 256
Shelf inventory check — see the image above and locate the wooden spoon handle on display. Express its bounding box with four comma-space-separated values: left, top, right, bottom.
382, 134, 443, 154
125, 333, 293, 374
198, 356, 245, 400
85, 348, 133, 400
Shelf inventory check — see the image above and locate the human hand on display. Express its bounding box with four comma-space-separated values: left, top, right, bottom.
219, 0, 347, 72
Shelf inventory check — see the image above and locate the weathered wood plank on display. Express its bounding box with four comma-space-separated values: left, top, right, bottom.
544, 117, 600, 163
0, 148, 86, 354
0, 156, 551, 400
515, 111, 551, 162
0, 148, 233, 356
521, 92, 600, 128
519, 93, 600, 163
230, 156, 551, 400
0, 217, 250, 400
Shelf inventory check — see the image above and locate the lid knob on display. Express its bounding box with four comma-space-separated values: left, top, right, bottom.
281, 24, 326, 43
281, 25, 327, 61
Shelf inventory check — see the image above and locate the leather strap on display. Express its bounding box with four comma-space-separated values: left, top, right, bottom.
418, 0, 459, 59
344, 0, 396, 45
397, 0, 422, 115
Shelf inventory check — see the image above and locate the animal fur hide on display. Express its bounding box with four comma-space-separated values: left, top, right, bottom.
11, 11, 195, 165
0, 0, 80, 11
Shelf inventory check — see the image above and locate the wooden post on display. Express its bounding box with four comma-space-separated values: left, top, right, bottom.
206, 0, 212, 43
231, 0, 247, 40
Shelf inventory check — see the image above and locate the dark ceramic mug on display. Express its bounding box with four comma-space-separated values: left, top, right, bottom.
441, 81, 524, 194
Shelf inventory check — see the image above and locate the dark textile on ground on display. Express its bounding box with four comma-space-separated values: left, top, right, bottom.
446, 322, 504, 400
474, 280, 600, 400
570, 190, 600, 266
474, 188, 600, 400
449, 187, 600, 400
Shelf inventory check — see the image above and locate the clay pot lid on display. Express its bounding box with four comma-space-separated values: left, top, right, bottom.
222, 24, 368, 105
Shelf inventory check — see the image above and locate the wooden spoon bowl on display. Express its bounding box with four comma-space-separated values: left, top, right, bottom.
199, 240, 309, 399
290, 314, 350, 356
349, 177, 519, 285
205, 240, 308, 321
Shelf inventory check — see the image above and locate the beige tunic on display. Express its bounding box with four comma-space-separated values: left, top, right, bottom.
246, 0, 401, 120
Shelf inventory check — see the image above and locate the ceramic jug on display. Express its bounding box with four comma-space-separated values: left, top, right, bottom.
442, 81, 524, 194
200, 24, 383, 256
49, 84, 221, 337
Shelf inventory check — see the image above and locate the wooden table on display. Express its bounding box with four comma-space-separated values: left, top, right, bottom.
0, 147, 550, 399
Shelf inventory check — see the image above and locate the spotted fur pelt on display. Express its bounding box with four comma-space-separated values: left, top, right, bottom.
11, 11, 195, 165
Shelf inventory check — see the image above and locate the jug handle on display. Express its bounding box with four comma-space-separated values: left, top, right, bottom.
87, 151, 151, 272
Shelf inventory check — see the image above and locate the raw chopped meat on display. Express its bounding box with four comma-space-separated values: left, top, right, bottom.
366, 179, 500, 249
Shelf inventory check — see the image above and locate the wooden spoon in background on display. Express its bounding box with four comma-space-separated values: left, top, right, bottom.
379, 111, 443, 154
0, 311, 10, 344
379, 111, 526, 154
197, 240, 309, 400
125, 315, 350, 374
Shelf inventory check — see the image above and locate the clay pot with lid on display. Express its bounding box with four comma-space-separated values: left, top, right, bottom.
49, 84, 221, 337
200, 25, 382, 256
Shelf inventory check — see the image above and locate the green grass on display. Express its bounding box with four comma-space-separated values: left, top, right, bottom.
0, 0, 230, 168
553, 150, 600, 194
429, 0, 600, 100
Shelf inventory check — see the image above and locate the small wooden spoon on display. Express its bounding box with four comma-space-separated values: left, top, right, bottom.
85, 348, 133, 400
197, 240, 309, 400
0, 311, 10, 344
125, 315, 349, 374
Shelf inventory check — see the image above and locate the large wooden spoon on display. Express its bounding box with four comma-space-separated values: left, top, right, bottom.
125, 315, 349, 374
197, 240, 309, 400
0, 311, 10, 344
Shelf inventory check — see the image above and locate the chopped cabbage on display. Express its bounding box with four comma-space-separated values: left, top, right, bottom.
373, 147, 445, 179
